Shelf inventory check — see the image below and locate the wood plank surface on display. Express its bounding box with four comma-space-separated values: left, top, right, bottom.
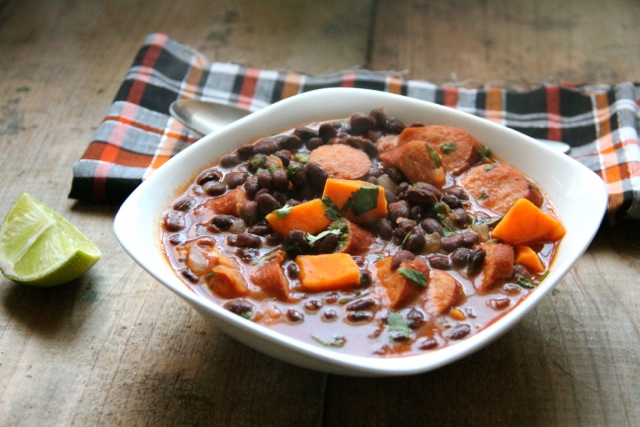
0, 0, 638, 426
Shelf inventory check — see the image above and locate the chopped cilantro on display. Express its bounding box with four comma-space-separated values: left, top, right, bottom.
483, 163, 497, 171
294, 152, 310, 164
433, 201, 449, 220
441, 142, 457, 154
248, 155, 266, 171
479, 146, 491, 159
343, 185, 379, 216
286, 163, 303, 177
239, 311, 253, 320
398, 268, 427, 288
306, 229, 342, 246
387, 312, 411, 338
517, 277, 538, 289
479, 190, 489, 200
312, 335, 346, 348
322, 196, 342, 220
273, 204, 292, 219
427, 145, 442, 167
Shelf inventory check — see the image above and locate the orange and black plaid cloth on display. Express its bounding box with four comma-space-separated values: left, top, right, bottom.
70, 33, 640, 221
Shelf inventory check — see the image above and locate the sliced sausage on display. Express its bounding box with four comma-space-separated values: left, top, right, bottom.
397, 125, 482, 174
375, 256, 428, 309
380, 139, 446, 188
426, 270, 463, 315
250, 252, 290, 301
339, 220, 374, 255
375, 134, 399, 154
308, 144, 372, 180
206, 265, 249, 299
459, 163, 544, 215
201, 186, 248, 217
474, 242, 515, 291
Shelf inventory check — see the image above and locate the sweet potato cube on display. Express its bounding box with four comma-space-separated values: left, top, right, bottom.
265, 198, 332, 236
296, 253, 361, 292
375, 256, 428, 309
492, 198, 566, 245
515, 245, 545, 273
322, 178, 387, 224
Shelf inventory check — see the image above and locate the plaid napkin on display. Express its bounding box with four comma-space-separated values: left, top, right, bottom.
70, 32, 640, 221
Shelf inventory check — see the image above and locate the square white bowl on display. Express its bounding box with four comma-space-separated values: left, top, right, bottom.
114, 88, 607, 376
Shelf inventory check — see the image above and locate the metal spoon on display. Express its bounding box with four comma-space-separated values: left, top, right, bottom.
170, 99, 571, 153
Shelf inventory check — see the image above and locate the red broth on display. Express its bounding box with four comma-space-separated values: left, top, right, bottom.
161, 109, 564, 357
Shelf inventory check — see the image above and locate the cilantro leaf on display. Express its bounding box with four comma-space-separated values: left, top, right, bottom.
387, 312, 411, 338
479, 146, 491, 159
427, 145, 442, 167
322, 196, 342, 220
343, 185, 379, 216
441, 142, 457, 154
306, 229, 342, 246
398, 268, 427, 288
273, 204, 292, 219
312, 335, 346, 348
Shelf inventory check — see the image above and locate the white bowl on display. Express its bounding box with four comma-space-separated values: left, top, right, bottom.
114, 88, 607, 376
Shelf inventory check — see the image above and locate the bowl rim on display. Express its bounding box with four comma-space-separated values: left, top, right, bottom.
114, 87, 608, 376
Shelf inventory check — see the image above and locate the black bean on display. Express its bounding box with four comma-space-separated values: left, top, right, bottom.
387, 200, 410, 223
246, 224, 271, 236
289, 168, 307, 188
418, 337, 439, 350
318, 122, 338, 142
237, 144, 255, 159
450, 208, 470, 227
406, 308, 425, 329
228, 233, 262, 248
360, 270, 372, 287
397, 218, 417, 233
322, 309, 338, 321
405, 187, 437, 207
386, 116, 406, 134
210, 214, 236, 230
441, 233, 465, 252
304, 299, 322, 312
345, 297, 376, 312
468, 248, 486, 275
461, 230, 479, 247
294, 126, 318, 142
391, 250, 416, 270
241, 201, 259, 226
256, 169, 273, 190
445, 186, 469, 201
349, 113, 377, 135
345, 136, 363, 150
362, 138, 378, 157
278, 134, 303, 150
420, 217, 444, 235
180, 267, 200, 283
163, 210, 186, 232
409, 206, 425, 221
385, 167, 405, 184
236, 247, 259, 262
310, 232, 339, 254
404, 232, 425, 254
395, 182, 410, 197
415, 182, 442, 199
219, 153, 241, 168
305, 162, 328, 194
255, 192, 282, 214
172, 197, 196, 212
384, 190, 397, 204
428, 254, 451, 270
366, 129, 382, 143
286, 309, 305, 324
375, 218, 394, 240
489, 297, 511, 311
306, 137, 325, 151
345, 311, 373, 323
273, 150, 292, 167
286, 262, 299, 279
442, 193, 462, 209
224, 171, 246, 189
196, 168, 223, 185
244, 175, 260, 199
253, 137, 280, 155
196, 237, 216, 248
202, 181, 227, 196
223, 299, 255, 318
285, 230, 311, 256
167, 233, 185, 246
450, 247, 472, 268
271, 169, 289, 191
447, 324, 471, 340
369, 108, 388, 130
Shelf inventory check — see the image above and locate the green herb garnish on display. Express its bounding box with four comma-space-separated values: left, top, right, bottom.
249, 155, 266, 171
479, 190, 489, 200
387, 312, 411, 338
343, 185, 379, 216
398, 268, 427, 288
479, 146, 491, 159
273, 204, 292, 219
322, 196, 342, 220
483, 163, 497, 171
286, 163, 303, 177
294, 152, 310, 164
441, 143, 457, 154
312, 335, 346, 348
306, 229, 342, 246
427, 145, 442, 167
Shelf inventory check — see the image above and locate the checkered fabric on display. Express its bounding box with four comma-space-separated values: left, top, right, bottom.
70, 33, 640, 221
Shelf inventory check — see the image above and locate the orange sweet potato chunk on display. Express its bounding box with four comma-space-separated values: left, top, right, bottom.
265, 198, 332, 236
296, 253, 361, 292
322, 178, 387, 224
514, 245, 545, 273
492, 198, 566, 245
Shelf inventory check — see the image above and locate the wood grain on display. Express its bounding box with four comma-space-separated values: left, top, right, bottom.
0, 0, 638, 425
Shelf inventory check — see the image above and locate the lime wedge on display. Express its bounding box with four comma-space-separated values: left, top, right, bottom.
0, 193, 101, 287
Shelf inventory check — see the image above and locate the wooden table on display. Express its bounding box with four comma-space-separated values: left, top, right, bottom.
1, 1, 639, 425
